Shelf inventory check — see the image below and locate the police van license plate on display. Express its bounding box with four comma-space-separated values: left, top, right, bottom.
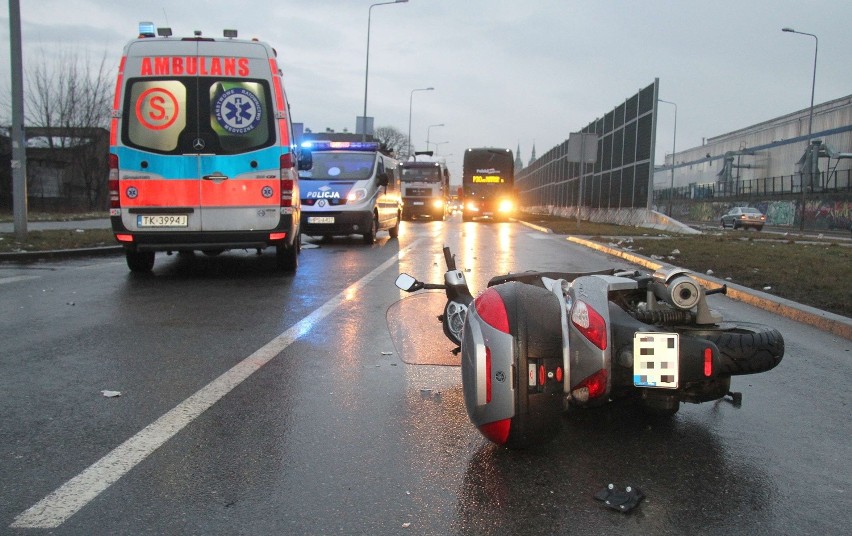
137, 215, 188, 227
308, 216, 334, 224
633, 332, 679, 388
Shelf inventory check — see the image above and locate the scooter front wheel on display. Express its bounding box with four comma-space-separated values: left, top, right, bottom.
442, 300, 467, 346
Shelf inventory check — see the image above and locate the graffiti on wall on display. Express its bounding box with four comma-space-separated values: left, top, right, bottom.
683, 199, 851, 229
808, 200, 852, 230
688, 203, 717, 222
765, 201, 796, 226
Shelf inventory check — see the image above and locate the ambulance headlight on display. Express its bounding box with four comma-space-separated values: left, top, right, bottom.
498, 199, 514, 213
347, 188, 368, 202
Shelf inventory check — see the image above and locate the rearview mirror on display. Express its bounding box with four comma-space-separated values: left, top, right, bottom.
298, 149, 313, 171
395, 273, 418, 292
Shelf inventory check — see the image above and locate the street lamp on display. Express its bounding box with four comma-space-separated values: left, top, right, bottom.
361, 0, 409, 141
432, 141, 449, 156
407, 88, 434, 157
782, 27, 818, 231
426, 123, 444, 152
658, 98, 677, 217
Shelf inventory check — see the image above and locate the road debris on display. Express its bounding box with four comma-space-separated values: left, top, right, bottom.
594, 483, 644, 513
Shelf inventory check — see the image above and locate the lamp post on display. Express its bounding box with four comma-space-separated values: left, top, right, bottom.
426, 123, 444, 152
407, 88, 433, 157
361, 0, 409, 141
782, 27, 818, 231
658, 98, 677, 217
432, 141, 449, 156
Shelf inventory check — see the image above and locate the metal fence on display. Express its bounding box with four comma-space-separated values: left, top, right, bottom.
652, 169, 852, 205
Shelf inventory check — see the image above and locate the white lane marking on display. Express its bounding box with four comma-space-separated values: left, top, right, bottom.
11, 239, 421, 529
0, 275, 40, 285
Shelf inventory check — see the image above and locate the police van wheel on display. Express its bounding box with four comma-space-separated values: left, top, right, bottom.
363, 214, 378, 244
276, 239, 298, 272
126, 250, 155, 273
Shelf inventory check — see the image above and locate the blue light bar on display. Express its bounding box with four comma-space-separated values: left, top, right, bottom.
301, 140, 379, 151
138, 21, 156, 38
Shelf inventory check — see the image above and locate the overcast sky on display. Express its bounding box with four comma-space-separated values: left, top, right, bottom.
2, 0, 851, 181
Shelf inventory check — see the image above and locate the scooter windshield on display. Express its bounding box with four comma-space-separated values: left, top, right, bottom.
386, 292, 460, 367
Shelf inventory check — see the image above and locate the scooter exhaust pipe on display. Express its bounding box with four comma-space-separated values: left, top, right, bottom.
654, 275, 702, 310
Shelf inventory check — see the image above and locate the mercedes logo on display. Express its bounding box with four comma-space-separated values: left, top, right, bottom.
192, 138, 206, 151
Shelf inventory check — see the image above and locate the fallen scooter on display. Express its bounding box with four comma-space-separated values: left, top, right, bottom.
394, 246, 784, 449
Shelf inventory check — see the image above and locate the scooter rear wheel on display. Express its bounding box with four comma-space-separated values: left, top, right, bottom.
680, 322, 784, 376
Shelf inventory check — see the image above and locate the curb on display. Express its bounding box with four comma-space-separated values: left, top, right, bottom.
0, 246, 124, 262
517, 220, 553, 234
566, 235, 852, 340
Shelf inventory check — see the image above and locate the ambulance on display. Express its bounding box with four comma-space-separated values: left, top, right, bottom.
298, 141, 401, 244
109, 23, 305, 272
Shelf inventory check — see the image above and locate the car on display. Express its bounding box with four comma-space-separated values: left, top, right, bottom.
721, 206, 766, 230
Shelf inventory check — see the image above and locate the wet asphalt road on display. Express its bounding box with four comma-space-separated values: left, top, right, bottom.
0, 215, 850, 535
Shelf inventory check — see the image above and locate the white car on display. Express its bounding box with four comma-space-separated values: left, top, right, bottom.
721, 207, 766, 230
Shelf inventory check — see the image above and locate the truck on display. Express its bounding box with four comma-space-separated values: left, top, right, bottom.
461, 147, 517, 221
399, 154, 451, 220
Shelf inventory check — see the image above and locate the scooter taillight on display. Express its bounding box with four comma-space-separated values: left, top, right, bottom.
474, 288, 509, 334
571, 300, 607, 350
478, 419, 511, 445
572, 369, 608, 401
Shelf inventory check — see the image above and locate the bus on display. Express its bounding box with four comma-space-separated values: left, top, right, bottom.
461, 147, 516, 221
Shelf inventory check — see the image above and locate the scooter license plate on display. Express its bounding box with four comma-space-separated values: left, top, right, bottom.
633, 332, 679, 388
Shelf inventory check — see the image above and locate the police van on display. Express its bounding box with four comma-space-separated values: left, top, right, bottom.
299, 141, 401, 244
109, 23, 305, 272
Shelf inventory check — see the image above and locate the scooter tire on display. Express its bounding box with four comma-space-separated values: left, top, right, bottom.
681, 322, 784, 376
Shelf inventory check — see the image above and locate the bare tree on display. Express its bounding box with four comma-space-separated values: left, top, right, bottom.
23, 49, 114, 209
373, 125, 410, 160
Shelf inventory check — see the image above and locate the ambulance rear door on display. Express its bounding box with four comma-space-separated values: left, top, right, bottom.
195, 39, 284, 232
121, 38, 202, 233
